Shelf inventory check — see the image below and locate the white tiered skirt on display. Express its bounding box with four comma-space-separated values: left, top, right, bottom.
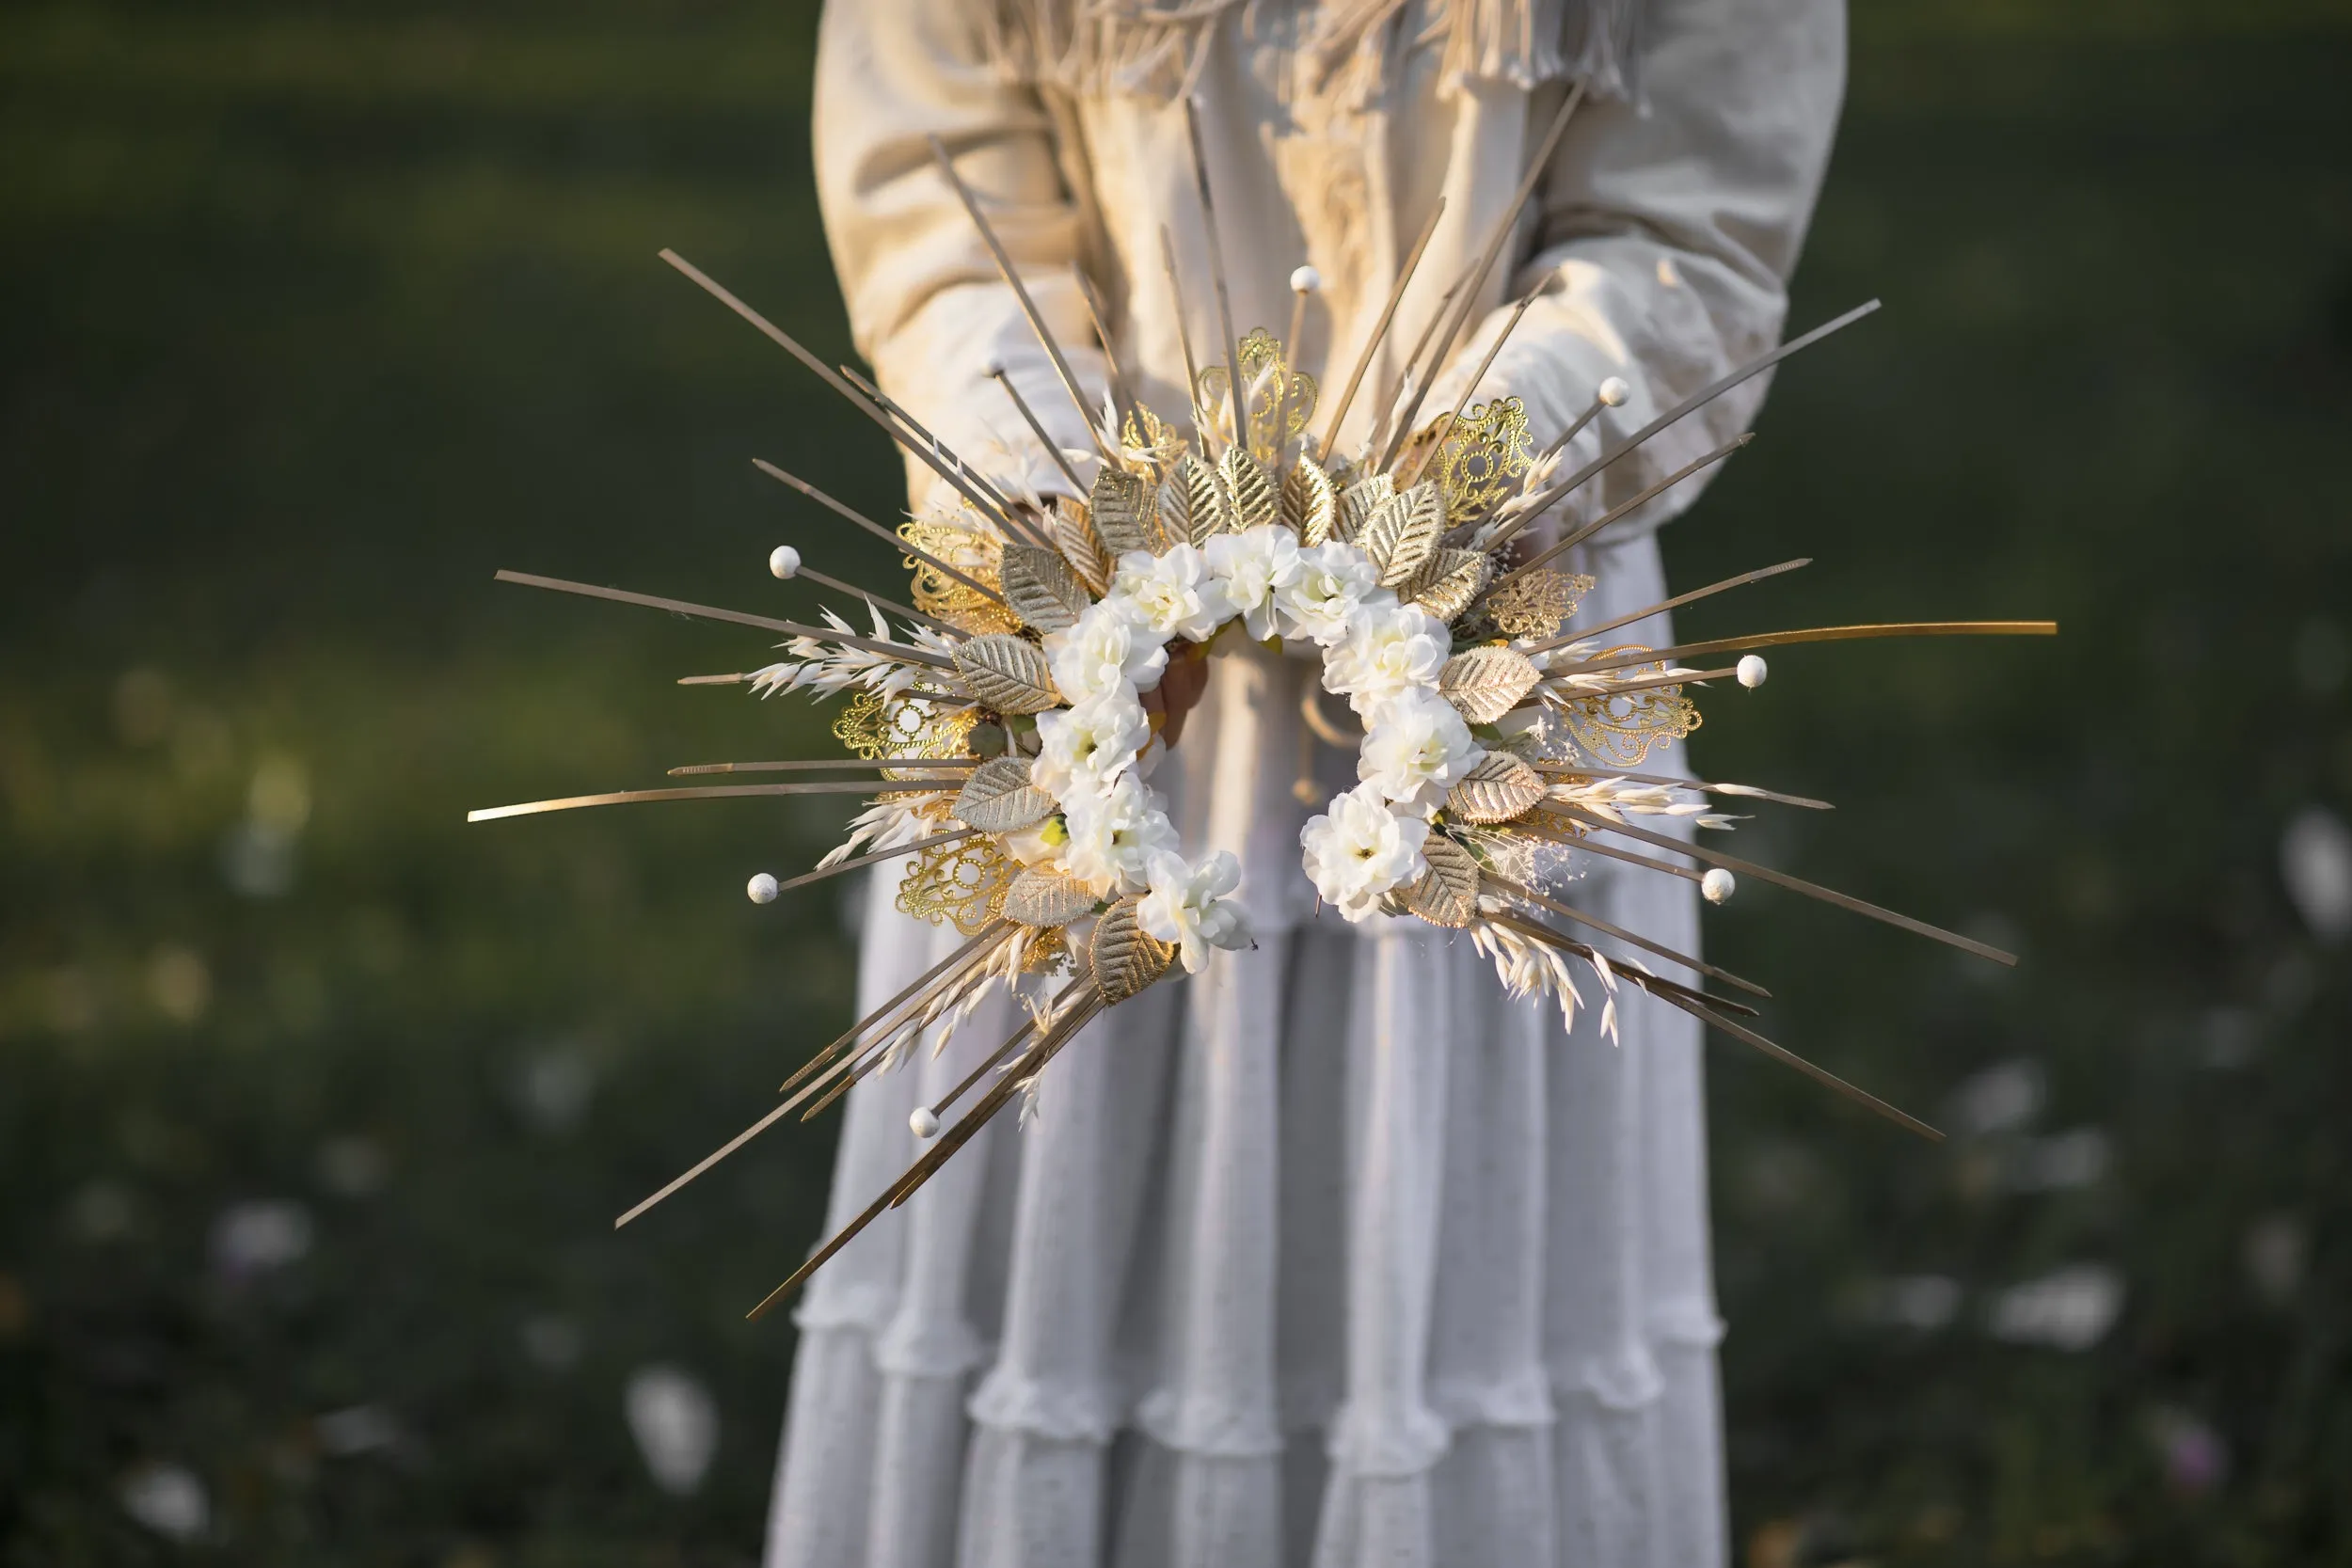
761, 540, 1726, 1568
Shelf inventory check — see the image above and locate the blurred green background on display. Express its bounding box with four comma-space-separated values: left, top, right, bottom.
4, 2, 2349, 1563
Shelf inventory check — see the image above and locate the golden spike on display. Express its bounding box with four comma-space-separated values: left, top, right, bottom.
1526, 765, 1833, 812
1182, 97, 1249, 458
1482, 874, 1769, 997
469, 780, 946, 824
752, 460, 1009, 609
1502, 299, 1883, 538
1559, 621, 2062, 679
991, 367, 1089, 493
1486, 433, 1750, 567
1379, 85, 1586, 470
1400, 279, 1544, 489
924, 136, 1119, 468
488, 569, 956, 668
658, 248, 1032, 540
1159, 225, 1211, 451
1551, 803, 2020, 965
667, 759, 975, 777
780, 923, 1005, 1093
612, 924, 1007, 1231
1318, 197, 1446, 462
747, 986, 1104, 1320
1529, 559, 1810, 653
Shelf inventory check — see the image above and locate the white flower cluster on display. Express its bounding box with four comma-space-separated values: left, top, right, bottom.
1023, 526, 1488, 942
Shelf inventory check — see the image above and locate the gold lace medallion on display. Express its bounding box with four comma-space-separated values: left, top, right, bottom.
1194, 329, 1318, 467
1485, 569, 1595, 639
897, 834, 1022, 935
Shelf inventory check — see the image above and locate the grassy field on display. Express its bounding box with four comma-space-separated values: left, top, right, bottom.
3, 3, 2349, 1563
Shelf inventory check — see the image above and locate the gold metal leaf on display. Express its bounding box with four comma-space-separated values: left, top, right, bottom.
1051, 496, 1113, 595
1438, 645, 1543, 724
1159, 452, 1231, 546
898, 835, 1021, 936
1089, 468, 1159, 558
1406, 834, 1481, 927
1485, 569, 1595, 640
1405, 548, 1491, 624
1218, 446, 1279, 533
1089, 895, 1175, 1004
1000, 543, 1091, 635
1282, 457, 1336, 545
1360, 483, 1445, 589
1446, 751, 1548, 824
951, 756, 1056, 832
1336, 472, 1392, 543
952, 635, 1061, 715
1003, 869, 1099, 928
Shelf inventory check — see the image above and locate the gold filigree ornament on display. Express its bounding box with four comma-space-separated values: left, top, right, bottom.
1557, 662, 1703, 768
834, 691, 978, 782
1485, 569, 1596, 640
1120, 404, 1188, 478
896, 833, 1022, 936
900, 513, 1022, 636
1432, 397, 1534, 525
1194, 328, 1318, 467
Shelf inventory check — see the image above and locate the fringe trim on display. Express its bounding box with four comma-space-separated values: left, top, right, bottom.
978, 0, 1643, 105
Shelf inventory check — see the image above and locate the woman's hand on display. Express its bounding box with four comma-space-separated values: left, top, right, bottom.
1141, 640, 1211, 750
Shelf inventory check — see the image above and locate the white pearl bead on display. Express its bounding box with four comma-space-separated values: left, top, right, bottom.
1737, 655, 1769, 689
768, 546, 802, 580
1702, 868, 1736, 904
1597, 375, 1630, 407
1290, 264, 1322, 293
909, 1107, 940, 1139
746, 872, 779, 904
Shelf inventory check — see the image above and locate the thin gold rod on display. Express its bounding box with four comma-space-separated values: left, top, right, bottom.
748, 987, 1104, 1319
1531, 559, 1810, 653
1534, 383, 1613, 467
678, 673, 751, 686
884, 991, 1103, 1211
659, 248, 1030, 538
1533, 665, 1739, 707
1367, 277, 1466, 466
1483, 909, 1755, 1018
1560, 621, 2063, 679
1481, 909, 1936, 1139
1318, 198, 1446, 462
490, 569, 957, 668
1276, 270, 1313, 463
992, 368, 1089, 493
1482, 873, 1768, 996
668, 759, 976, 777
781, 923, 1004, 1093
752, 460, 1009, 608
924, 135, 1119, 467
1528, 765, 1833, 811
1645, 983, 1943, 1142
1552, 803, 2020, 966
1507, 814, 1705, 883
1401, 281, 1542, 489
1182, 97, 1249, 458
469, 780, 948, 824
760, 829, 977, 908
1380, 84, 1586, 471
791, 562, 952, 636
928, 1006, 1051, 1121
1511, 298, 1883, 531
836, 364, 1031, 531
1486, 433, 1749, 567
612, 924, 1003, 1230
1159, 224, 1211, 450
1073, 266, 1136, 428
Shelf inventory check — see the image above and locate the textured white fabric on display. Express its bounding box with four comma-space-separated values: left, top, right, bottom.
767, 1, 1840, 1562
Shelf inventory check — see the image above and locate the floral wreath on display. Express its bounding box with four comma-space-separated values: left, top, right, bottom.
470, 112, 2053, 1316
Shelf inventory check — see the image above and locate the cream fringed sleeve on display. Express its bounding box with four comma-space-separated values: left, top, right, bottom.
768, 3, 1843, 1565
